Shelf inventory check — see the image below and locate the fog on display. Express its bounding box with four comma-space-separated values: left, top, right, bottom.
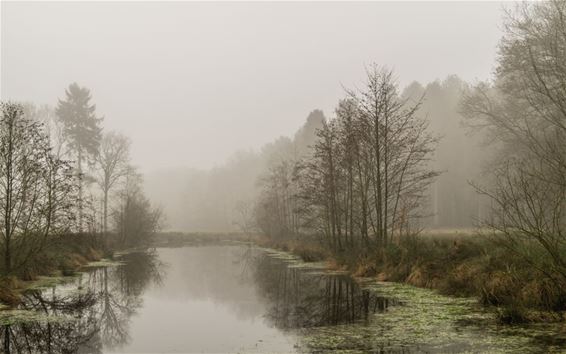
5, 1, 566, 352
2, 1, 504, 232
2, 2, 502, 169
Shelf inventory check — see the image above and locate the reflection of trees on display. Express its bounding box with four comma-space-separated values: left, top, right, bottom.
116, 251, 164, 297
1, 250, 163, 353
85, 250, 164, 349
1, 289, 100, 353
85, 266, 135, 349
157, 246, 265, 321
251, 253, 392, 330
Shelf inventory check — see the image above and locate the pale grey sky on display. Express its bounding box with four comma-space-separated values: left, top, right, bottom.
1, 1, 505, 173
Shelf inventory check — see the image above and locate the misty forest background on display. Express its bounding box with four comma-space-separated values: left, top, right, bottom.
148, 74, 483, 233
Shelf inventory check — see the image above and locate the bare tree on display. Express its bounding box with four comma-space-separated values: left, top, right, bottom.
346, 65, 439, 247
0, 102, 76, 275
300, 119, 345, 251
255, 159, 302, 240
257, 65, 439, 255
95, 132, 131, 241
113, 167, 162, 249
462, 0, 566, 286
233, 200, 257, 240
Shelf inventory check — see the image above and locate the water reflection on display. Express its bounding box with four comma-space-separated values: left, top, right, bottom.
250, 252, 394, 330
0, 246, 395, 353
85, 252, 164, 349
0, 245, 549, 353
1, 251, 163, 354
2, 289, 98, 353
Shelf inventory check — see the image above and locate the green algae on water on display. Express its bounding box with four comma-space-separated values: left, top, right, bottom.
299, 281, 566, 353
25, 274, 79, 291
82, 258, 126, 268
0, 309, 71, 325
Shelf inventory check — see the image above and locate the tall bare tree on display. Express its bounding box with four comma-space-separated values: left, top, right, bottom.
257, 65, 439, 254
348, 66, 439, 247
95, 132, 131, 239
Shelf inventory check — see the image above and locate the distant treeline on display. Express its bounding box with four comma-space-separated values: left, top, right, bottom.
147, 75, 486, 233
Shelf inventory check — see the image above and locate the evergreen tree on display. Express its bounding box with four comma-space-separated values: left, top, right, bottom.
56, 83, 103, 232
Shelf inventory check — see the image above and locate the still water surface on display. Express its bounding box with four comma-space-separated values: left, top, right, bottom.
2, 245, 566, 353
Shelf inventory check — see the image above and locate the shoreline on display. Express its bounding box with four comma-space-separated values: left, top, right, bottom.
253, 237, 566, 324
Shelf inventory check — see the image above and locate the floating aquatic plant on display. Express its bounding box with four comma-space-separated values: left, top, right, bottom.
262, 249, 566, 353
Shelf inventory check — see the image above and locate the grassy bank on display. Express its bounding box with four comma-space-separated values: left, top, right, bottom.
260, 232, 566, 324
0, 234, 108, 307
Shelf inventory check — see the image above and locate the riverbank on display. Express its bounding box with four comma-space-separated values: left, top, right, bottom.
259, 232, 566, 324
2, 242, 566, 352
0, 234, 109, 306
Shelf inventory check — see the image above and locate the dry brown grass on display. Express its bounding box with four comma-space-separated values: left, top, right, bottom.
0, 277, 21, 306
327, 258, 348, 272
352, 258, 377, 277
85, 247, 103, 261
260, 230, 566, 323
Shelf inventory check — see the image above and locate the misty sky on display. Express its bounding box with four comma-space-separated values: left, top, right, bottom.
1, 1, 505, 174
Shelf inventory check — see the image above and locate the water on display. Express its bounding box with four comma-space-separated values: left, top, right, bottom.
1, 244, 566, 353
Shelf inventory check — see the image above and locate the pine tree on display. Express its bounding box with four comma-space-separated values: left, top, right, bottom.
56, 83, 103, 232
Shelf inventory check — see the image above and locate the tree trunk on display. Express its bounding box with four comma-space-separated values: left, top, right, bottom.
4, 119, 13, 275
4, 245, 10, 276
103, 187, 109, 249
78, 148, 83, 233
